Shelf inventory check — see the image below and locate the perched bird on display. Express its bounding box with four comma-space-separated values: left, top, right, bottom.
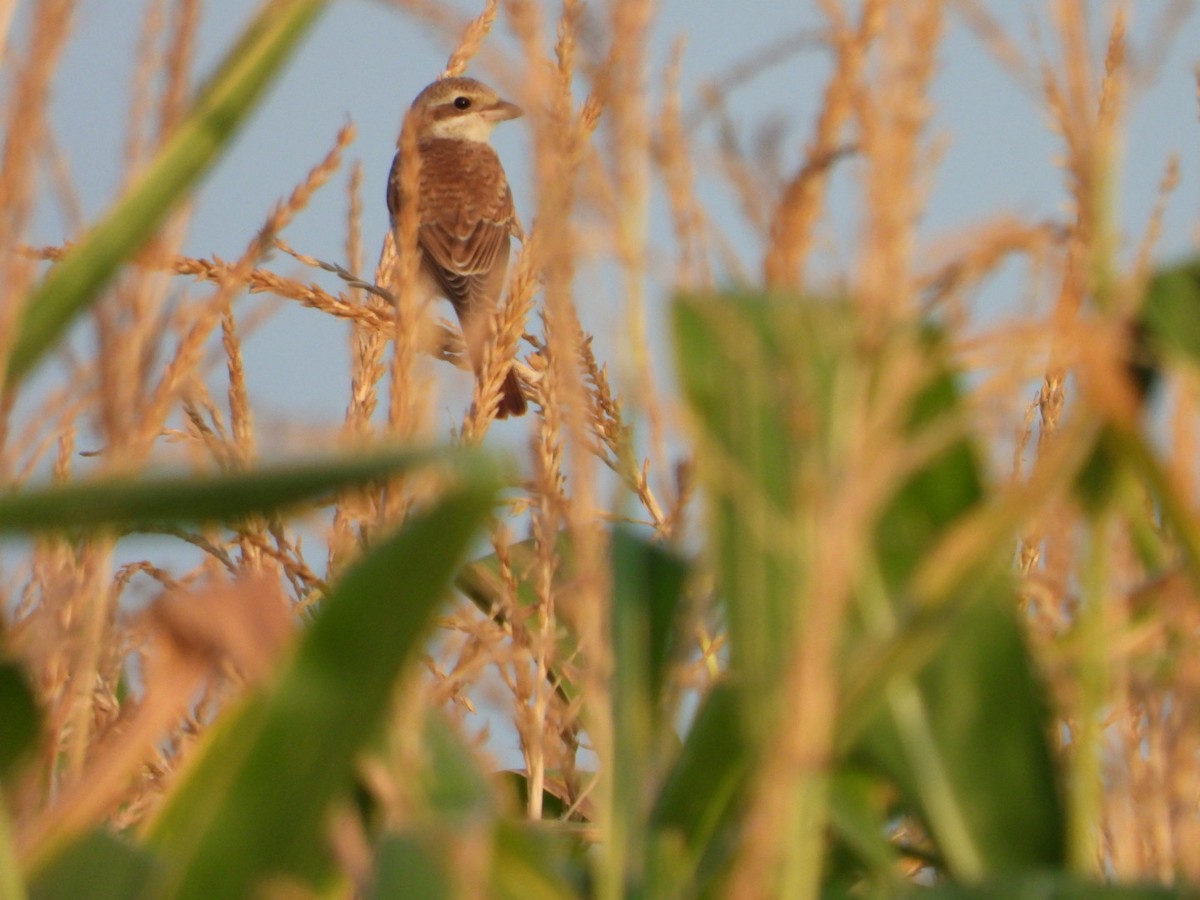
387, 77, 527, 418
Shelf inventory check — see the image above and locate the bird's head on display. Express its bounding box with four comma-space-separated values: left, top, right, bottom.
410, 77, 523, 143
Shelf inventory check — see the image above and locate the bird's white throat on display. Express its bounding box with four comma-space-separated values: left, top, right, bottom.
427, 115, 497, 142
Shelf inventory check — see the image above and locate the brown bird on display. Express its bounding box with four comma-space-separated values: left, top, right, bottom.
387, 77, 527, 418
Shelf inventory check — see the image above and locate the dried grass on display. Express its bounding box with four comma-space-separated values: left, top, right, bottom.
2, 0, 1200, 888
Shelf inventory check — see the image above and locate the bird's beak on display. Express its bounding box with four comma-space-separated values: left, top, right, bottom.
483, 98, 523, 122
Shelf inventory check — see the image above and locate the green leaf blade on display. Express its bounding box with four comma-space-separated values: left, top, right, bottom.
27, 831, 158, 900
859, 335, 1067, 876
145, 471, 501, 899
0, 447, 488, 533
6, 0, 327, 387
0, 660, 40, 778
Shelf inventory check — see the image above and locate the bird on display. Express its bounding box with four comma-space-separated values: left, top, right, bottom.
387, 76, 528, 418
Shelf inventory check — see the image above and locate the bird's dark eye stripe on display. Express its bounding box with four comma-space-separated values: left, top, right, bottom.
453, 96, 471, 110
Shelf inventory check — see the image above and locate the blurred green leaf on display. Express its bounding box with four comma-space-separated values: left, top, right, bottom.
420, 713, 497, 819
674, 294, 854, 729
0, 787, 25, 900
897, 875, 1200, 899
0, 447, 482, 533
371, 818, 584, 900
608, 528, 688, 895
6, 0, 327, 387
1136, 258, 1200, 388
1074, 428, 1123, 516
651, 682, 748, 894
496, 777, 571, 825
28, 830, 158, 900
1074, 259, 1200, 546
675, 292, 1065, 885
824, 770, 905, 890
858, 337, 1066, 876
371, 833, 453, 900
837, 602, 964, 752
456, 533, 581, 703
674, 293, 873, 896
859, 585, 1065, 875
0, 660, 39, 777
872, 346, 984, 588
1098, 425, 1200, 585
612, 529, 688, 707
143, 469, 500, 899
488, 821, 586, 900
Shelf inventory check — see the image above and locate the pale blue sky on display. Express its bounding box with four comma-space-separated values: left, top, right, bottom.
28, 1, 1200, 442
15, 0, 1200, 771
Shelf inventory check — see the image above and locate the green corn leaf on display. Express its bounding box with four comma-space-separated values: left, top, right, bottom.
0, 447, 484, 533
6, 0, 327, 388
650, 682, 747, 894
141, 470, 500, 899
0, 660, 39, 778
607, 528, 688, 895
858, 335, 1065, 876
27, 831, 158, 900
456, 532, 582, 703
896, 875, 1200, 899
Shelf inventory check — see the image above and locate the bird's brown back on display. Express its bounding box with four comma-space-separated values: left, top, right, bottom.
388, 138, 521, 313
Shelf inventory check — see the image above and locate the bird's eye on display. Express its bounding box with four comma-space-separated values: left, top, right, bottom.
454, 96, 472, 110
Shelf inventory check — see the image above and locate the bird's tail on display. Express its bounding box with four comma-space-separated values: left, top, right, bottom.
458, 310, 527, 419
495, 367, 527, 419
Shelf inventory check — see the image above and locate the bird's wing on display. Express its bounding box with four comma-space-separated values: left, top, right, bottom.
388, 139, 517, 315
419, 223, 510, 315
